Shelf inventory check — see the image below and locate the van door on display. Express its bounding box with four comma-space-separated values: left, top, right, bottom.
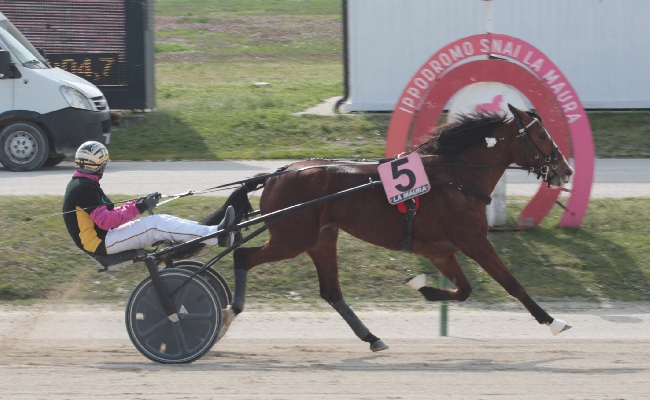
0, 76, 13, 114
0, 46, 13, 114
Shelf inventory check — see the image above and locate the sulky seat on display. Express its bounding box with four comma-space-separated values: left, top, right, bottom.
86, 249, 147, 272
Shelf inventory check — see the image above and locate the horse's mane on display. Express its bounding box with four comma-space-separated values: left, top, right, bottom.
418, 111, 509, 157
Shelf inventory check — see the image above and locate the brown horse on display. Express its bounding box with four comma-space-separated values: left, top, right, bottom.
196, 104, 574, 351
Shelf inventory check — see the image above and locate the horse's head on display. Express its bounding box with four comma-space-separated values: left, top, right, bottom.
507, 104, 574, 187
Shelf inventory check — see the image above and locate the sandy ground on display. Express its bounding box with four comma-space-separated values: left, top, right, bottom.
1, 301, 649, 399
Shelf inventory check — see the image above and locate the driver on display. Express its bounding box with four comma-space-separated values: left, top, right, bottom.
62, 141, 235, 255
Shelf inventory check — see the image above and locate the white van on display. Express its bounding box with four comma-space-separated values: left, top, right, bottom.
0, 12, 111, 171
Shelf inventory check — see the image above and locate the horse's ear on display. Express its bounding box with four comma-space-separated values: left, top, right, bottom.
507, 103, 524, 121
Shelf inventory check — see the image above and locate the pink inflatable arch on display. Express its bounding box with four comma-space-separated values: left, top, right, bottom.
386, 34, 594, 228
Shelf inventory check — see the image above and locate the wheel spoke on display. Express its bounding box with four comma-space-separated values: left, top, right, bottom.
140, 292, 167, 317
138, 317, 171, 339
179, 311, 214, 321
171, 320, 192, 356
172, 281, 192, 306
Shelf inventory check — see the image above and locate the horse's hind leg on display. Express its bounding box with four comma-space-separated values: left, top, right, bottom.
225, 223, 321, 322
415, 253, 473, 302
307, 226, 388, 352
460, 237, 571, 335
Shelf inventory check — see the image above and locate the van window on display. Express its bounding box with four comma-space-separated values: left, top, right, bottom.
0, 26, 46, 68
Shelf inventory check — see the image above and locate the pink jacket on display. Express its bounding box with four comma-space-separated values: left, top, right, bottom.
74, 171, 141, 230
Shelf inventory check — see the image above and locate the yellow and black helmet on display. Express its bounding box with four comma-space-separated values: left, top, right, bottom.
74, 141, 109, 175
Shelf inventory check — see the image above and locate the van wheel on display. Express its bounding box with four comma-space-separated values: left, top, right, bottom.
43, 155, 66, 167
0, 122, 49, 171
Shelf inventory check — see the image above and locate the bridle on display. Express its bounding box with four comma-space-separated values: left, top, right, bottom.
514, 117, 560, 185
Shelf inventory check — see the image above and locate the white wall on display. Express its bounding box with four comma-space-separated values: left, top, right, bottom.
344, 0, 650, 111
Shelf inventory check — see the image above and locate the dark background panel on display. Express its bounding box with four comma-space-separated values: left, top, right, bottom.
0, 0, 154, 109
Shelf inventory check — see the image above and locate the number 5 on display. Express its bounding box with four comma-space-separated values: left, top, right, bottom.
391, 158, 416, 191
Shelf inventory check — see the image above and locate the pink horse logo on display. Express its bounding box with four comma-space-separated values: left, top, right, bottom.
475, 94, 503, 113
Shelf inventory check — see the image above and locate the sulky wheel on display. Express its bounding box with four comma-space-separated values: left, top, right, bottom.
170, 260, 233, 340
125, 268, 222, 364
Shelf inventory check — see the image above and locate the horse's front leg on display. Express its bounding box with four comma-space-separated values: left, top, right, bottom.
410, 253, 473, 302
307, 226, 388, 352
459, 237, 571, 335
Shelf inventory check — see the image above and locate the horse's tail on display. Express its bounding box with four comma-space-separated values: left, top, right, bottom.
201, 172, 269, 225
160, 174, 269, 263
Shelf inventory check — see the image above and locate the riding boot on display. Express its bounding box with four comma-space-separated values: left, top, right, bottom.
216, 206, 236, 247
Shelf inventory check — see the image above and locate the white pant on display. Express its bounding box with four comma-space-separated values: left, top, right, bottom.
104, 214, 222, 254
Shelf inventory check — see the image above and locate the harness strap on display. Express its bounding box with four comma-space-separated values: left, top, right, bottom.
515, 118, 559, 185
278, 163, 494, 207
394, 181, 490, 253
458, 185, 493, 205
197, 161, 385, 194
397, 196, 419, 213
422, 162, 542, 172
446, 155, 463, 191
396, 199, 417, 253
431, 180, 492, 205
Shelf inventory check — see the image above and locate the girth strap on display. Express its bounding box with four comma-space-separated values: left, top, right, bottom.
458, 185, 492, 205
394, 181, 490, 252
431, 180, 492, 205
397, 199, 417, 253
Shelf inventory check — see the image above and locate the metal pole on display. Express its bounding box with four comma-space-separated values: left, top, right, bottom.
440, 276, 451, 336
484, 0, 494, 34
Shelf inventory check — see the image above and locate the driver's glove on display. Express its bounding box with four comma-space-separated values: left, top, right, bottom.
136, 192, 160, 214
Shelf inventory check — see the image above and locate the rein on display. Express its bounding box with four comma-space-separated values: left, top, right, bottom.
160, 116, 559, 205
514, 118, 560, 186
156, 161, 388, 205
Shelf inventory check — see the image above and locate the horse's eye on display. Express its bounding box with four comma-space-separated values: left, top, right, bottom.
538, 132, 548, 141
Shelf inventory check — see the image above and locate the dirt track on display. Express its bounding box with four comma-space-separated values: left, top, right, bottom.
1, 302, 648, 399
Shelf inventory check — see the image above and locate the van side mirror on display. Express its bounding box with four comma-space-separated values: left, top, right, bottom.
0, 50, 14, 78
36, 47, 47, 59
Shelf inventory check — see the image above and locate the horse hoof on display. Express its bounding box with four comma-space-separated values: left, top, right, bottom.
406, 274, 426, 290
222, 305, 236, 325
549, 318, 571, 336
370, 340, 389, 352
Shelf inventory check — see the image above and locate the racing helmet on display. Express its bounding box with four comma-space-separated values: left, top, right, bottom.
75, 141, 109, 175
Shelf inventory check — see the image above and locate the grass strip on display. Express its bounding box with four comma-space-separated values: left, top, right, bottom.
1, 196, 648, 304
